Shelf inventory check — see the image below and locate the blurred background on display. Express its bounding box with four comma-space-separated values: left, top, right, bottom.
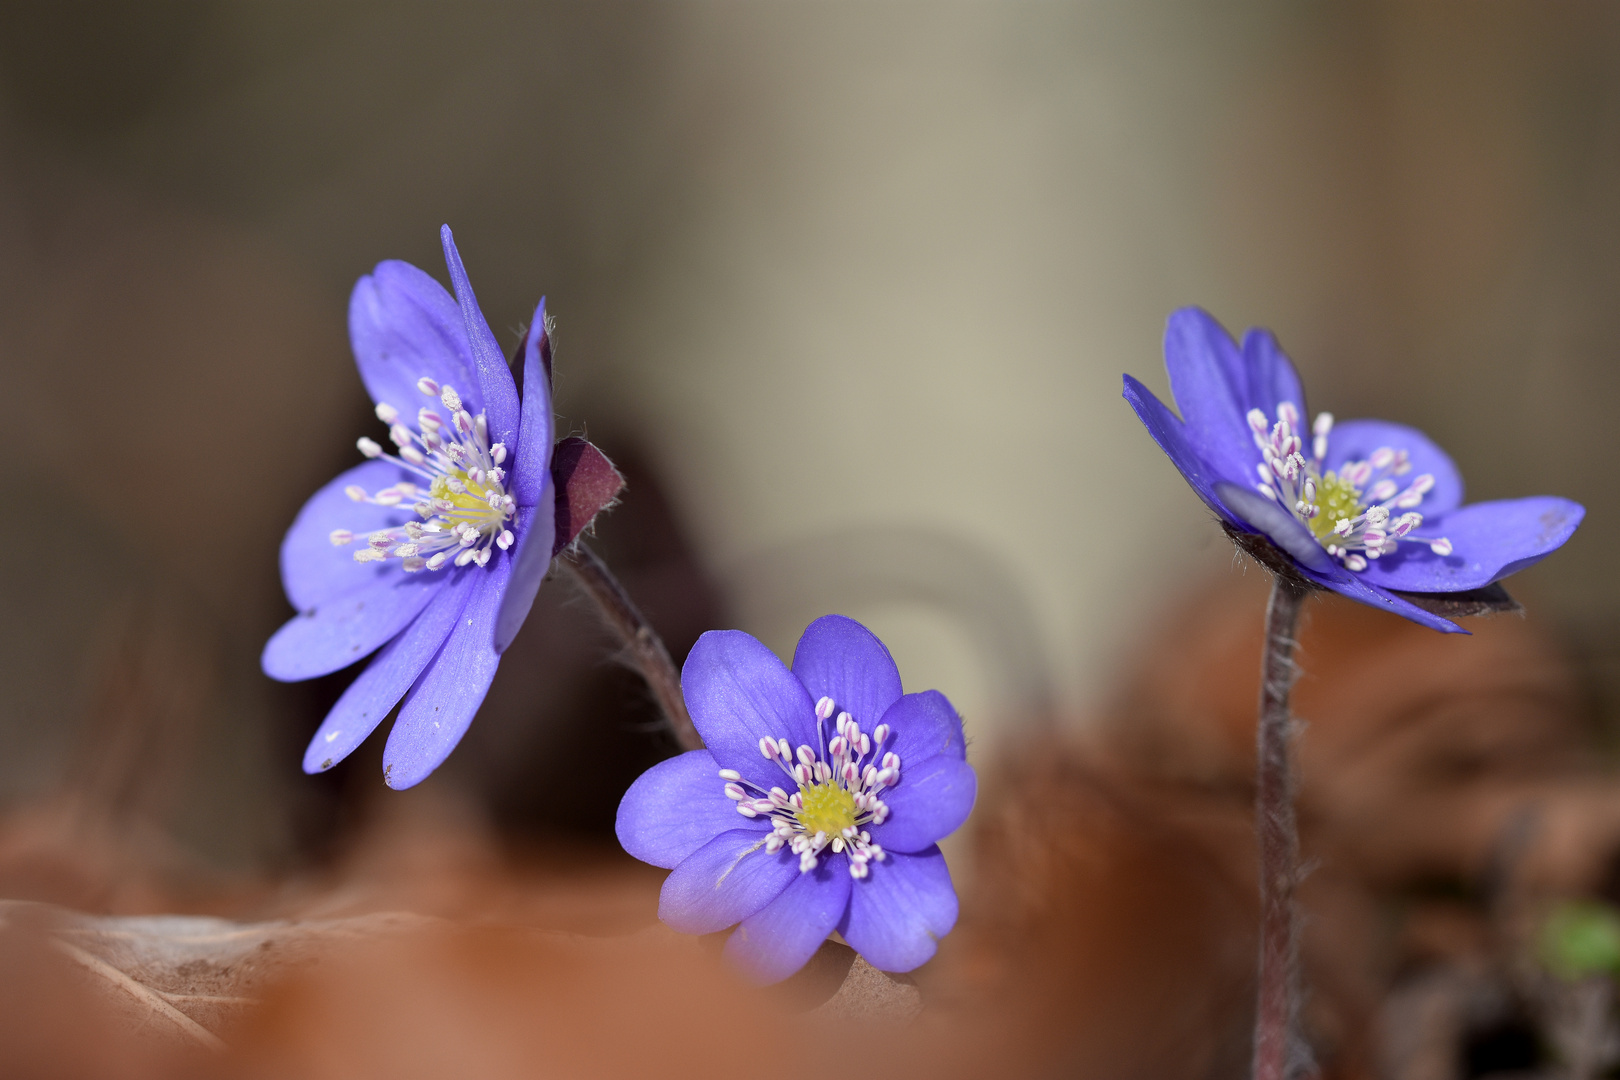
0, 0, 1617, 864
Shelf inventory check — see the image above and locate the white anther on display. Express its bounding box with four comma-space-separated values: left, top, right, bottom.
440, 385, 462, 412
794, 764, 812, 786
1370, 447, 1395, 470
491, 443, 507, 464
1313, 412, 1334, 437
769, 788, 790, 807
1257, 462, 1273, 484
416, 376, 440, 397
356, 436, 383, 459
475, 548, 491, 567
737, 804, 759, 818
496, 530, 515, 550
766, 835, 785, 854
1247, 408, 1270, 436
1365, 505, 1389, 527
831, 837, 845, 853
760, 737, 779, 761
1429, 537, 1453, 556
1257, 483, 1278, 501
796, 745, 816, 767
882, 752, 900, 770
868, 844, 885, 861
454, 548, 478, 567
374, 488, 403, 506
393, 543, 420, 558
857, 733, 871, 756
1368, 479, 1396, 503
354, 548, 384, 563
777, 738, 791, 760
799, 852, 817, 873
842, 763, 859, 784
1344, 554, 1368, 571
426, 552, 450, 571
400, 447, 426, 466
345, 485, 367, 502
1278, 401, 1299, 429
829, 736, 847, 759
1334, 518, 1353, 536
816, 696, 835, 720
849, 860, 869, 879
329, 529, 354, 546
474, 414, 488, 442
836, 711, 853, 732
455, 410, 474, 433
401, 556, 425, 572
724, 783, 746, 801
718, 768, 742, 781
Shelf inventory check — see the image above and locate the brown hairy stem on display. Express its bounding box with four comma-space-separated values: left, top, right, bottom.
558, 543, 703, 752
1254, 574, 1310, 1080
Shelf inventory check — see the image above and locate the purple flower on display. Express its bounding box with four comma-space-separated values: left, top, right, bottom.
1124, 308, 1584, 633
262, 226, 559, 788
616, 615, 976, 983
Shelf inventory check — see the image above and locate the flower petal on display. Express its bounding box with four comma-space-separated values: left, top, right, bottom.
1122, 375, 1239, 518
493, 484, 555, 653
1299, 564, 1467, 635
682, 630, 818, 789
279, 459, 417, 611
261, 574, 441, 681
381, 545, 512, 788
301, 569, 476, 773
1213, 482, 1336, 574
870, 755, 977, 853
658, 829, 799, 935
1355, 496, 1585, 594
838, 846, 958, 973
616, 750, 767, 870
790, 615, 903, 732
879, 690, 966, 766
723, 856, 853, 985
1325, 418, 1464, 515
508, 299, 555, 508
1163, 308, 1260, 490
1238, 328, 1308, 422
349, 259, 481, 421
439, 226, 519, 454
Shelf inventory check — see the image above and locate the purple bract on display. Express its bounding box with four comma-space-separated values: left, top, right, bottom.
1124, 308, 1584, 633
616, 615, 976, 983
261, 226, 558, 788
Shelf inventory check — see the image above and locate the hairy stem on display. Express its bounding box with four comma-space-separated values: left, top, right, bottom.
1254, 574, 1309, 1080
559, 544, 703, 753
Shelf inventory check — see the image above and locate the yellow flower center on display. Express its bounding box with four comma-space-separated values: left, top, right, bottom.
795, 780, 858, 837
1307, 470, 1362, 543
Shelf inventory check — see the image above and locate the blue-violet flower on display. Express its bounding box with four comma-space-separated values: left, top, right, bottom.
262, 226, 558, 788
1124, 308, 1584, 633
616, 615, 977, 983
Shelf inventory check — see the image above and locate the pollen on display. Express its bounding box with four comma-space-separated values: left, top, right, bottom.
1307, 472, 1361, 543
796, 782, 857, 837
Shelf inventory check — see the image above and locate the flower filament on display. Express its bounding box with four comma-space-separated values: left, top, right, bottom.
1248, 402, 1452, 572
330, 377, 517, 572
720, 695, 898, 880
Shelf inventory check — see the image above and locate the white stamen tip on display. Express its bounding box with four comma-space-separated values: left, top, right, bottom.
328, 529, 354, 546
440, 386, 462, 411
815, 696, 835, 720
374, 402, 399, 424
1429, 537, 1453, 556
357, 437, 383, 458
344, 485, 367, 502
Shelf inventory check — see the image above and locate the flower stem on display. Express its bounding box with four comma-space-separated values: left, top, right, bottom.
1254, 574, 1310, 1080
558, 543, 703, 752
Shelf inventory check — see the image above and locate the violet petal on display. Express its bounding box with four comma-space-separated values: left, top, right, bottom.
1163, 308, 1261, 492
724, 855, 853, 984
658, 829, 799, 935
279, 458, 416, 611
1214, 481, 1337, 574
349, 259, 483, 421
493, 486, 555, 653
682, 630, 818, 789
1123, 375, 1237, 520
261, 574, 440, 681
870, 755, 977, 853
508, 298, 554, 508
838, 846, 958, 973
301, 569, 476, 773
616, 750, 767, 870
1325, 418, 1464, 515
878, 690, 966, 766
1300, 564, 1467, 635
790, 614, 904, 732
381, 541, 512, 789
1355, 496, 1585, 594
1237, 328, 1309, 423
438, 225, 520, 452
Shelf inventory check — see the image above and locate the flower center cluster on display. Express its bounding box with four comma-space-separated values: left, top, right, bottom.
719, 696, 899, 880
330, 377, 517, 572
1248, 402, 1452, 572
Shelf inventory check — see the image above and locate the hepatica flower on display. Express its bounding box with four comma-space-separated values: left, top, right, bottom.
1124, 308, 1584, 633
262, 226, 559, 788
616, 616, 976, 983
